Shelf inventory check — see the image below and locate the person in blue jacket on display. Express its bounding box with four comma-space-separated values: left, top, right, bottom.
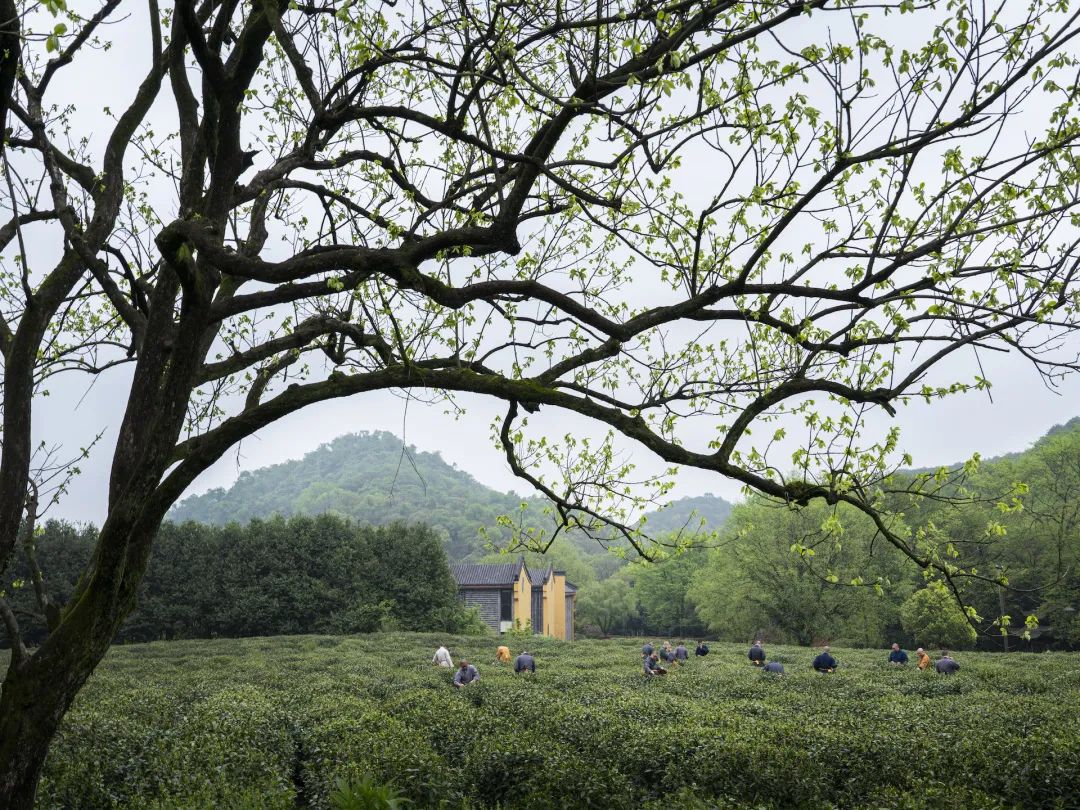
888, 643, 909, 665
453, 660, 480, 688
748, 640, 766, 666
935, 651, 960, 675
514, 651, 536, 674
812, 645, 837, 673
763, 661, 785, 675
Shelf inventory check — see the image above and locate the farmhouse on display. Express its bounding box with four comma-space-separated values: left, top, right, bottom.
450, 558, 576, 640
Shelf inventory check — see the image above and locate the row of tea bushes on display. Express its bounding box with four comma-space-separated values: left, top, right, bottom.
32, 633, 1080, 808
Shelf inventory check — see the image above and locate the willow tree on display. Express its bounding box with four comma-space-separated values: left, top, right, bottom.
2, 0, 1080, 803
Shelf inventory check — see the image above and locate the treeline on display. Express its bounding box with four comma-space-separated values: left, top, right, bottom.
10, 424, 1077, 651
576, 421, 1080, 651
4, 515, 482, 645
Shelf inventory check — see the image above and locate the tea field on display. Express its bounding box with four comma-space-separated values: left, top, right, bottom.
15, 634, 1080, 808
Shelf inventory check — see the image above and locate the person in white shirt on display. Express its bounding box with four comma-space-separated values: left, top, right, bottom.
432, 645, 453, 668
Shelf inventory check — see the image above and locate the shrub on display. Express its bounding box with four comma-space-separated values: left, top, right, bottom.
900, 581, 978, 650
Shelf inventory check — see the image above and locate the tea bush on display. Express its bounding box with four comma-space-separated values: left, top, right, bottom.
28, 634, 1080, 808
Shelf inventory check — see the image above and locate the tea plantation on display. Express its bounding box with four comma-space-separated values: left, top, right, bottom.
15, 635, 1080, 808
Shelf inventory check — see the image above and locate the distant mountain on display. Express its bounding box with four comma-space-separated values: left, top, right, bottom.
643, 494, 734, 535
170, 431, 738, 562
1041, 415, 1080, 441
170, 432, 527, 561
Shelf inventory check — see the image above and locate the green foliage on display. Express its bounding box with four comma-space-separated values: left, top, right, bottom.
328, 776, 411, 810
630, 551, 708, 639
505, 618, 532, 644
900, 582, 978, 650
3, 516, 469, 643
691, 499, 911, 645
33, 633, 1080, 809
576, 575, 638, 636
454, 607, 492, 637
168, 432, 534, 560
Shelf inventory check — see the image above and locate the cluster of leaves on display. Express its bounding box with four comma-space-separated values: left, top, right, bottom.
26, 633, 1080, 809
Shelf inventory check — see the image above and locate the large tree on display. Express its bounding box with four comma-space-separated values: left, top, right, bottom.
2, 0, 1080, 803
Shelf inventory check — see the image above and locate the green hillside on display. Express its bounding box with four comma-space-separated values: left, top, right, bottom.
644, 493, 733, 535
170, 432, 527, 560
170, 431, 736, 561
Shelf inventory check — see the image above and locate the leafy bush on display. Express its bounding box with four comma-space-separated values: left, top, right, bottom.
900, 581, 979, 650
328, 775, 411, 810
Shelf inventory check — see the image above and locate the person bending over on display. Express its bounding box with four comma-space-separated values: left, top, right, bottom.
643, 653, 668, 677
935, 651, 960, 675
888, 643, 909, 665
453, 660, 480, 688
813, 646, 838, 673
748, 640, 766, 666
432, 645, 453, 668
514, 651, 536, 674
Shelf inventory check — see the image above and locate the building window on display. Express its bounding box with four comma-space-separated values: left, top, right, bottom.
500, 589, 513, 622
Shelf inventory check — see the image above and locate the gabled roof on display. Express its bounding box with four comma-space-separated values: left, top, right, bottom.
450, 559, 523, 587
527, 563, 552, 586
564, 581, 578, 595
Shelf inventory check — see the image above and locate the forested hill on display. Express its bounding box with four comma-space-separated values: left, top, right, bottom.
169, 431, 735, 561
170, 432, 524, 560
645, 494, 734, 534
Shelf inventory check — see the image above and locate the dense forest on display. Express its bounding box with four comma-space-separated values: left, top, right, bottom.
683, 419, 1080, 651
4, 516, 480, 644
8, 423, 1079, 649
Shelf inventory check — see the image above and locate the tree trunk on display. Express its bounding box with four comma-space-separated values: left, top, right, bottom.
0, 514, 163, 807
0, 645, 99, 809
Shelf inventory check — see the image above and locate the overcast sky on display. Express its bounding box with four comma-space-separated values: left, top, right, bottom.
14, 2, 1080, 526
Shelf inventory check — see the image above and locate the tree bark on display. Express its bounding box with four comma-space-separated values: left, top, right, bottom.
0, 522, 156, 808
0, 613, 112, 810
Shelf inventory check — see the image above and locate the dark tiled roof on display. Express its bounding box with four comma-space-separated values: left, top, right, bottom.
527, 564, 552, 586
450, 560, 522, 587
565, 581, 578, 594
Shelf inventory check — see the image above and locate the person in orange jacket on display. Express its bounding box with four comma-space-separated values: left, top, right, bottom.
496, 644, 511, 664
916, 647, 932, 670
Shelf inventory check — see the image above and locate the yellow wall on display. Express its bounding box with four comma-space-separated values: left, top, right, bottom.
549, 573, 567, 640
504, 563, 571, 640
513, 566, 531, 631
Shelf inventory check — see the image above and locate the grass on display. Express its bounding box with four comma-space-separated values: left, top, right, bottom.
17, 633, 1080, 808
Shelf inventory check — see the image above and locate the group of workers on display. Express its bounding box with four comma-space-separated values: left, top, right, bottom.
432, 643, 536, 688
435, 637, 962, 688
642, 640, 710, 676
744, 639, 961, 676
875, 642, 960, 674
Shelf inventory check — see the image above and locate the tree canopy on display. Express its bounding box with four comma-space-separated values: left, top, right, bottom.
3, 0, 1080, 804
